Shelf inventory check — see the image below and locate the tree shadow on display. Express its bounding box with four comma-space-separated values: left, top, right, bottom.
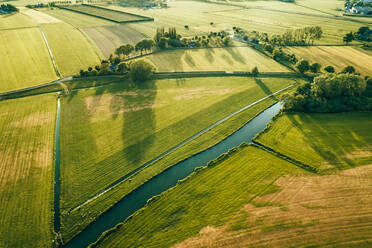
184, 52, 196, 68
254, 79, 277, 100
204, 48, 215, 64
227, 47, 245, 64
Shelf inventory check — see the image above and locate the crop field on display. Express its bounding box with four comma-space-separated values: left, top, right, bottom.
59, 76, 297, 240
41, 23, 102, 76
39, 8, 114, 27
285, 46, 372, 75
110, 0, 362, 44
83, 24, 146, 57
0, 27, 58, 93
59, 4, 152, 23
20, 7, 62, 24
0, 94, 56, 248
146, 47, 290, 72
92, 145, 306, 248
255, 112, 372, 173
295, 0, 346, 16
0, 12, 36, 30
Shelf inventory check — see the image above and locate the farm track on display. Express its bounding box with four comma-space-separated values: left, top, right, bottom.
39, 27, 61, 77
68, 85, 294, 213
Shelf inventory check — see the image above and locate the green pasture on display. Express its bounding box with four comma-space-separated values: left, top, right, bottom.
59, 76, 297, 240
0, 94, 56, 248
41, 23, 102, 76
255, 112, 372, 173
285, 46, 372, 75
92, 145, 305, 248
146, 47, 290, 72
0, 27, 58, 93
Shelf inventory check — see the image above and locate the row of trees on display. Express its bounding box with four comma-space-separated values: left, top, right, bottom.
283, 73, 372, 112
295, 59, 358, 75
343, 26, 372, 43
0, 4, 18, 13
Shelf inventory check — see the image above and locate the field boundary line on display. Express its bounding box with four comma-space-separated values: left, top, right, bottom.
39, 27, 61, 77
68, 84, 294, 213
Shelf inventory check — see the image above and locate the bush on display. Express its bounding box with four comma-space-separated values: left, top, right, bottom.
324, 65, 335, 73
251, 66, 259, 77
129, 59, 155, 82
296, 60, 310, 74
342, 65, 356, 74
116, 62, 128, 74
309, 62, 321, 73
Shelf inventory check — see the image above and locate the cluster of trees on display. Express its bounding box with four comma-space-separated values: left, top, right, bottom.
0, 4, 18, 13
114, 39, 154, 59
343, 26, 371, 43
295, 58, 358, 75
234, 26, 323, 46
283, 73, 372, 112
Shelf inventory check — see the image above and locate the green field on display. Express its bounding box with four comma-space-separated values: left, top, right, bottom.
41, 23, 102, 76
0, 27, 58, 93
110, 0, 363, 44
92, 145, 305, 248
0, 94, 56, 247
59, 4, 151, 23
146, 47, 290, 72
83, 24, 146, 57
255, 112, 372, 173
59, 76, 298, 240
285, 46, 372, 75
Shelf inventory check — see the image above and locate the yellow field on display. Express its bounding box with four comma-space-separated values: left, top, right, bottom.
0, 94, 57, 248
146, 47, 290, 72
285, 46, 372, 75
0, 12, 36, 30
41, 23, 102, 76
20, 7, 62, 24
0, 28, 58, 93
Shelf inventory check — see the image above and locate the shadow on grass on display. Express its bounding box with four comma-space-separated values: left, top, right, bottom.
254, 79, 277, 101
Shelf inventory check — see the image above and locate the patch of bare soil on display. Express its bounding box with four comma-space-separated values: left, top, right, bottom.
174, 165, 372, 248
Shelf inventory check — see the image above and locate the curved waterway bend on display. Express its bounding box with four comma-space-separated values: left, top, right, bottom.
63, 102, 283, 248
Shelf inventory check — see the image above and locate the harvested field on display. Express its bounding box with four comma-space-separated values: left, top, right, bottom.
255, 112, 372, 172
83, 24, 146, 57
0, 27, 58, 93
92, 145, 306, 248
60, 76, 297, 241
41, 23, 102, 76
146, 47, 290, 72
0, 94, 56, 248
285, 46, 372, 75
174, 164, 372, 248
59, 4, 152, 23
20, 7, 61, 24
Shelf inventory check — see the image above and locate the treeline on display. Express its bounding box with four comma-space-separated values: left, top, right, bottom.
0, 4, 18, 13
283, 73, 372, 112
343, 26, 372, 43
26, 2, 70, 8
234, 26, 323, 46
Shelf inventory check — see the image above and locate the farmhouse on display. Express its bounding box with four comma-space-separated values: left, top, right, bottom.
351, 6, 372, 15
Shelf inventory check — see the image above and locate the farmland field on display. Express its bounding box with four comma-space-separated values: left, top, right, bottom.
59, 76, 297, 240
0, 27, 58, 93
146, 47, 290, 72
91, 145, 306, 248
0, 12, 36, 30
59, 4, 152, 23
285, 46, 372, 75
83, 24, 146, 57
0, 94, 56, 248
255, 112, 372, 173
20, 7, 61, 24
40, 23, 102, 76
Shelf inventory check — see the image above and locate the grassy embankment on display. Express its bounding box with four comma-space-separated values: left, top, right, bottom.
60, 76, 300, 241
0, 94, 57, 247
145, 47, 290, 72
284, 46, 372, 76
92, 145, 306, 248
255, 112, 372, 173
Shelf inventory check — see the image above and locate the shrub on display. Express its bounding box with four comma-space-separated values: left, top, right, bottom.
324, 65, 335, 73
342, 65, 356, 74
309, 63, 321, 73
129, 59, 155, 82
296, 60, 310, 74
251, 66, 259, 77
116, 62, 128, 74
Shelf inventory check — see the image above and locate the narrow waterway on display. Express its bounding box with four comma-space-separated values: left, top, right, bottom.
54, 95, 61, 233
63, 102, 283, 248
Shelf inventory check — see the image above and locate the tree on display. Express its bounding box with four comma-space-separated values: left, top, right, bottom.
116, 62, 128, 74
324, 65, 335, 73
343, 32, 354, 44
122, 44, 134, 58
251, 66, 259, 77
184, 25, 189, 29
342, 65, 356, 74
129, 59, 155, 82
310, 62, 321, 73
296, 60, 310, 74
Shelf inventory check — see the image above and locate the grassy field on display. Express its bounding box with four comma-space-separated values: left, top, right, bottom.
0, 94, 56, 248
59, 76, 298, 240
19, 7, 62, 24
83, 24, 146, 57
0, 12, 36, 30
145, 47, 290, 72
92, 145, 306, 248
255, 112, 372, 173
295, 0, 346, 16
0, 27, 58, 93
59, 4, 151, 23
39, 8, 114, 27
41, 23, 102, 76
110, 0, 363, 44
285, 46, 372, 75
